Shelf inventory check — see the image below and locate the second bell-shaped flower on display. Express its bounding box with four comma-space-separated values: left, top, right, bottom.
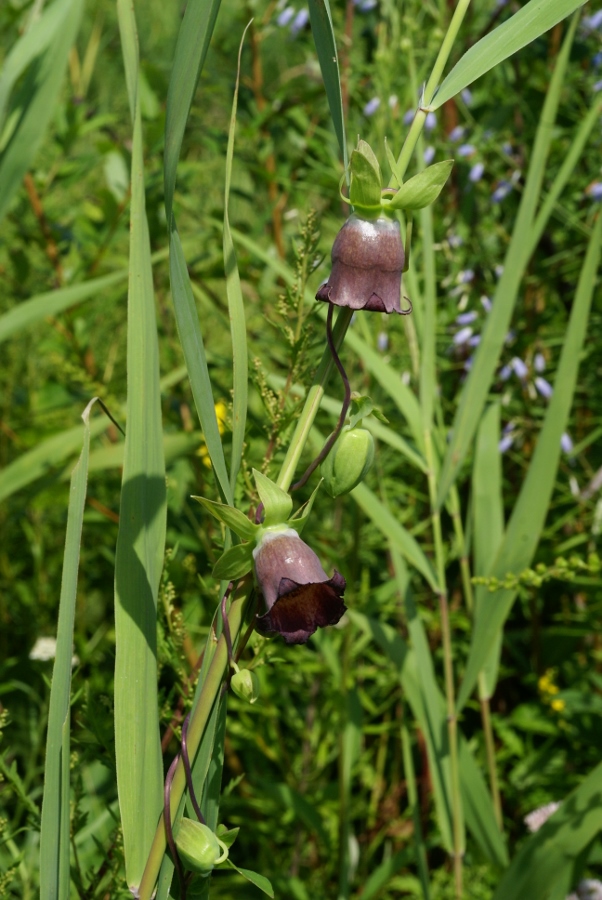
253, 528, 346, 644
316, 214, 405, 314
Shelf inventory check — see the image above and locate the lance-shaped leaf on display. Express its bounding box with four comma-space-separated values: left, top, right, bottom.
386, 160, 454, 211
192, 496, 258, 542
253, 469, 293, 526
213, 543, 254, 581
349, 140, 382, 210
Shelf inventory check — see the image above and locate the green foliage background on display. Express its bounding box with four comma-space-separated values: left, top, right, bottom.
1, 0, 601, 896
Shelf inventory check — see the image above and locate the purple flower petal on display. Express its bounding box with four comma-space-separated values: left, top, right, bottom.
480, 295, 492, 312
499, 363, 513, 381
424, 145, 435, 164
468, 334, 481, 347
461, 88, 473, 107
403, 108, 415, 125
511, 356, 528, 380
448, 125, 466, 143
535, 376, 553, 399
363, 97, 381, 117
277, 6, 295, 26
457, 143, 476, 158
534, 352, 546, 372
469, 162, 485, 182
425, 111, 437, 131
560, 432, 574, 454
499, 434, 514, 453
290, 7, 309, 35
453, 326, 473, 346
377, 331, 388, 351
492, 180, 512, 203
456, 310, 478, 325
586, 181, 602, 201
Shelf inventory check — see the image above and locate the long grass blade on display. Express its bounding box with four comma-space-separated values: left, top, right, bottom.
0, 0, 83, 225
307, 0, 347, 169
39, 398, 96, 900
164, 0, 232, 504
223, 26, 250, 493
435, 15, 578, 508
114, 1, 166, 886
493, 760, 602, 899
457, 211, 602, 711
431, 0, 585, 109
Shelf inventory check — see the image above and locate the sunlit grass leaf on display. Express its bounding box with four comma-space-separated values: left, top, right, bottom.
223, 25, 250, 493
307, 0, 347, 169
436, 17, 578, 508
114, 0, 166, 887
0, 0, 83, 226
39, 399, 96, 900
457, 211, 602, 712
493, 761, 602, 899
431, 1, 585, 110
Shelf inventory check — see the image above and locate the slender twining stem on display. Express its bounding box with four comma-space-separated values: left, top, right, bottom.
448, 485, 503, 830
277, 307, 354, 492
220, 588, 235, 673
181, 715, 206, 825
138, 583, 251, 900
163, 755, 187, 899
291, 304, 351, 492
424, 430, 463, 898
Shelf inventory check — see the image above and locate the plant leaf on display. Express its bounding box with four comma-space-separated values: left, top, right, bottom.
224, 860, 275, 897
307, 0, 347, 169
253, 469, 293, 526
431, 0, 585, 110
386, 160, 454, 211
212, 544, 254, 580
192, 496, 258, 542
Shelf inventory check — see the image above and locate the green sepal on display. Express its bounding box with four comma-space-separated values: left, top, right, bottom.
287, 480, 322, 535
253, 469, 293, 526
216, 825, 240, 850
175, 818, 224, 875
384, 137, 404, 188
349, 139, 382, 210
230, 668, 260, 704
192, 496, 258, 542
212, 543, 254, 580
218, 859, 274, 897
385, 159, 454, 211
348, 394, 388, 429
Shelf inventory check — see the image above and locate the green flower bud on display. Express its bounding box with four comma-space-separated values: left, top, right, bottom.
321, 425, 375, 498
175, 818, 227, 875
231, 668, 260, 704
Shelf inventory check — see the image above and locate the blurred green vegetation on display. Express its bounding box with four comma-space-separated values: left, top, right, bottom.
1, 0, 601, 896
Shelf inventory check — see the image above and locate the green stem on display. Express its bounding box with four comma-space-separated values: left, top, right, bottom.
277, 307, 353, 491
448, 485, 503, 830
137, 583, 251, 900
424, 430, 463, 898
401, 720, 431, 899
390, 0, 473, 186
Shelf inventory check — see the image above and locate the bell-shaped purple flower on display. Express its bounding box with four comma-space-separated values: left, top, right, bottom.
316, 214, 405, 314
253, 529, 346, 644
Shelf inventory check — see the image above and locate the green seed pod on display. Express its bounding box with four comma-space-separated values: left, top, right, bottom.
231, 668, 260, 704
175, 818, 226, 875
321, 425, 375, 498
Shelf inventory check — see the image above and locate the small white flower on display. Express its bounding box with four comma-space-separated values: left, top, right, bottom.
560, 432, 574, 454
524, 801, 560, 833
453, 326, 473, 346
30, 637, 58, 661
511, 356, 528, 380
534, 352, 546, 372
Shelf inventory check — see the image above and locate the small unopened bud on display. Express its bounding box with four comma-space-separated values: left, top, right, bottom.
231, 668, 260, 704
175, 818, 227, 875
321, 425, 375, 497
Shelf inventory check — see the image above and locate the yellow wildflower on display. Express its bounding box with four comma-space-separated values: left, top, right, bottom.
197, 402, 229, 469
551, 698, 566, 714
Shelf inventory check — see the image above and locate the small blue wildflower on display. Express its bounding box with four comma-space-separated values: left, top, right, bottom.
363, 97, 381, 117
356, 0, 377, 10
480, 295, 492, 312
424, 145, 435, 164
458, 269, 474, 283
464, 356, 473, 371
457, 143, 476, 158
535, 376, 553, 399
425, 111, 437, 131
468, 334, 481, 347
448, 125, 465, 143
448, 234, 463, 248
560, 432, 574, 454
586, 181, 602, 200
502, 142, 513, 156
582, 9, 602, 31
499, 434, 514, 453
594, 79, 602, 92
499, 363, 513, 381
277, 6, 295, 27
377, 332, 388, 352
456, 310, 477, 325
492, 181, 513, 202
593, 51, 602, 68
403, 109, 415, 125
453, 326, 473, 346
534, 352, 546, 373
511, 357, 528, 380
290, 7, 309, 35
469, 162, 485, 182
461, 88, 473, 106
